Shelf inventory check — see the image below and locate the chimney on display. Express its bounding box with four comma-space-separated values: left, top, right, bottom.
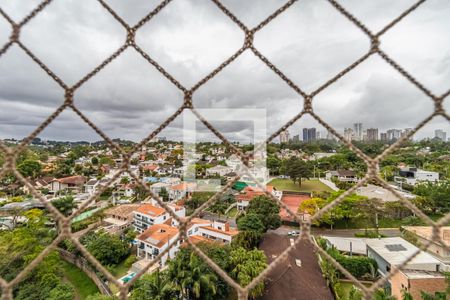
225, 222, 230, 232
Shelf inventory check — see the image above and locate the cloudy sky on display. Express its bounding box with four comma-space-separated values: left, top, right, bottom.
0, 0, 448, 143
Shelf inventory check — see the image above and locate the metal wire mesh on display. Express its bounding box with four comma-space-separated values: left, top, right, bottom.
0, 0, 449, 299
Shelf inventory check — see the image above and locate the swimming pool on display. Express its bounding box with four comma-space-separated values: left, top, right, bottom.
120, 272, 136, 283
71, 207, 101, 223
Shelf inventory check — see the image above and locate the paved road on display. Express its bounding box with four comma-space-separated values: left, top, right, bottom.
269, 225, 401, 237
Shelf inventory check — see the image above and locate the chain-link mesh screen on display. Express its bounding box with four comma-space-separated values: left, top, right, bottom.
0, 0, 449, 299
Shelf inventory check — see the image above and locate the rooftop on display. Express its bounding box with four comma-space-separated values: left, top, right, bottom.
105, 204, 143, 218
401, 269, 446, 279
137, 224, 179, 248
200, 226, 239, 236
366, 237, 441, 267
322, 236, 368, 255
135, 204, 166, 217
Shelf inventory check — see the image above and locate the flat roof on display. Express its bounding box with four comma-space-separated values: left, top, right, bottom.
322, 236, 368, 255
366, 237, 441, 266
403, 226, 450, 246
401, 269, 445, 279
103, 217, 128, 226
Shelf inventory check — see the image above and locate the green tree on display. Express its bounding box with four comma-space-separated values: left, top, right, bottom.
17, 160, 42, 178
232, 230, 263, 250
267, 156, 281, 175
167, 248, 220, 300
348, 286, 363, 300
130, 270, 176, 300
120, 176, 130, 185
414, 180, 450, 214
237, 213, 265, 233
91, 157, 99, 165
82, 231, 130, 266
51, 196, 76, 216
286, 157, 313, 187
229, 247, 267, 298
159, 187, 169, 202
247, 195, 281, 231
0, 210, 74, 300
420, 291, 447, 300
48, 283, 74, 300
373, 288, 396, 300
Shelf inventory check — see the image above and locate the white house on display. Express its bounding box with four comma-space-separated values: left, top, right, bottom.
136, 224, 180, 266
236, 185, 281, 210
226, 154, 242, 172
133, 204, 170, 233
325, 170, 358, 183
150, 182, 172, 196
366, 237, 442, 276
397, 167, 439, 185
49, 176, 86, 193
195, 220, 238, 243
168, 182, 196, 201
205, 165, 233, 177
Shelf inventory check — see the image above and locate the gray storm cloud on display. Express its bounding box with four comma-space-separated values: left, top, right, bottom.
0, 0, 448, 142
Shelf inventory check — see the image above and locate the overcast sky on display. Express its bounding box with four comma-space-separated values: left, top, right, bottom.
0, 0, 448, 143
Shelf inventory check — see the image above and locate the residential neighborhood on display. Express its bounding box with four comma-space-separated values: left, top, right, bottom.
1, 134, 449, 300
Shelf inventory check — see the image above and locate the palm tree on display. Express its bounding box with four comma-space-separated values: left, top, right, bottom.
230, 247, 267, 299
168, 249, 218, 299
374, 288, 396, 300
130, 270, 175, 300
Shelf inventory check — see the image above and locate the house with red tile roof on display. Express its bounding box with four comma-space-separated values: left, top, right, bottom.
236, 185, 282, 210
168, 182, 197, 201
136, 224, 180, 266
49, 175, 86, 193
133, 202, 186, 233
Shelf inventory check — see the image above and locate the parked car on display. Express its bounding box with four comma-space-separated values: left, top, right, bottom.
288, 231, 300, 236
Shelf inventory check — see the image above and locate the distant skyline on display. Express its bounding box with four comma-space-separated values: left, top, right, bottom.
0, 0, 449, 142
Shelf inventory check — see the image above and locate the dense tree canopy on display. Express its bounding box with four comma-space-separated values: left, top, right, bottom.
17, 160, 42, 178
51, 195, 76, 216
286, 157, 313, 187
81, 230, 130, 266
0, 209, 75, 300
246, 195, 281, 231
414, 180, 450, 213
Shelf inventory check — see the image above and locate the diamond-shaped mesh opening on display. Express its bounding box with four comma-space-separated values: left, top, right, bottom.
19, 0, 125, 85
254, 0, 369, 93
381, 0, 450, 94
135, 0, 244, 88
313, 55, 435, 159
0, 0, 448, 299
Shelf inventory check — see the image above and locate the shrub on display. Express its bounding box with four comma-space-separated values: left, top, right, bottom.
124, 255, 137, 268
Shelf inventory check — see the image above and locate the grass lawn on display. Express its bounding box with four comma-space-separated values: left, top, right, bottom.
226, 207, 238, 218
62, 261, 99, 300
339, 281, 371, 299
109, 254, 134, 278
268, 179, 332, 193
